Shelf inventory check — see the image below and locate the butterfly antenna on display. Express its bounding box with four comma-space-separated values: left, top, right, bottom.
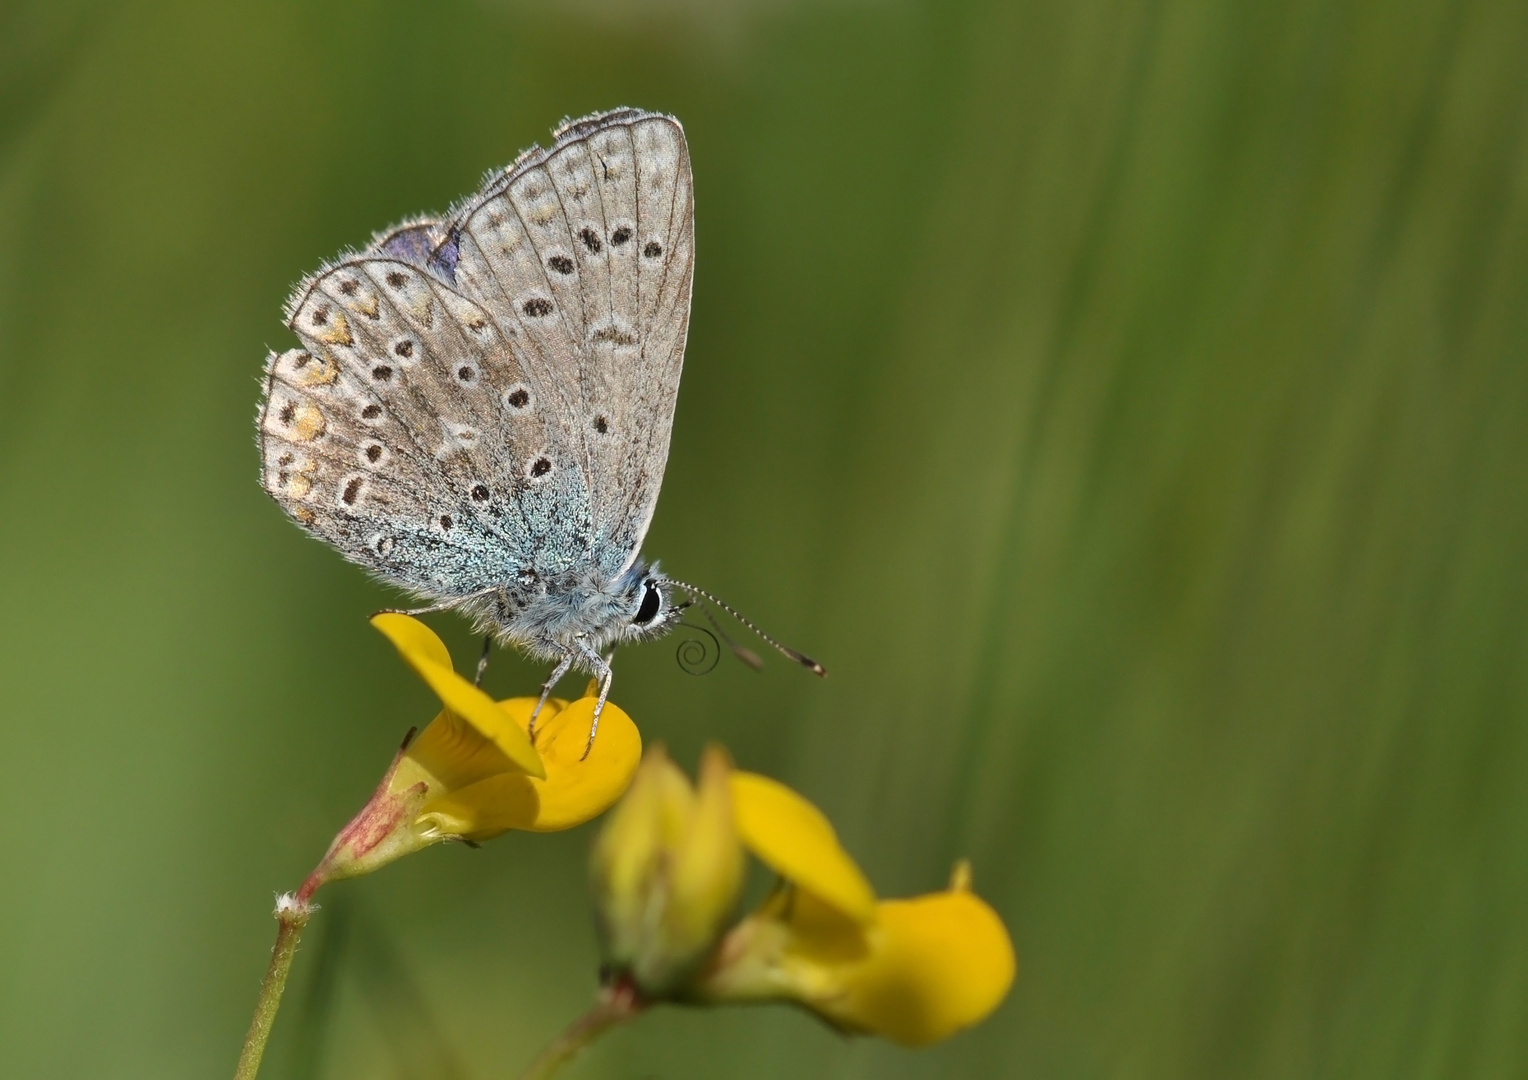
668, 579, 826, 676
698, 603, 764, 671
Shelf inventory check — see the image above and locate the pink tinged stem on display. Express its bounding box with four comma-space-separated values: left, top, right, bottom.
234, 728, 421, 1078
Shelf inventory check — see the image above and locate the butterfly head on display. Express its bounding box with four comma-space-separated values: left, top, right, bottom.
615, 566, 685, 645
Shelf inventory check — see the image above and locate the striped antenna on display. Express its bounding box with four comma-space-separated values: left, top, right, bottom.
668, 579, 826, 676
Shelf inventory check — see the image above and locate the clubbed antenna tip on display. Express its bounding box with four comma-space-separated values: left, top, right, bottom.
672, 579, 826, 677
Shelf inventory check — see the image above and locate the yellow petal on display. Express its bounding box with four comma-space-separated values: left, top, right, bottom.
400, 704, 541, 795
369, 612, 453, 670
730, 771, 876, 923
704, 884, 1016, 1046
668, 746, 745, 952
592, 744, 690, 907
422, 696, 641, 838
837, 890, 1016, 1046
371, 614, 544, 779
517, 696, 643, 832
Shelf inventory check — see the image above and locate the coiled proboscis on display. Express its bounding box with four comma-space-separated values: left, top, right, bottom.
674, 622, 721, 676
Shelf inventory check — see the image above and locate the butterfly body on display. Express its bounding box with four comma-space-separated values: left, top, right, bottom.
258, 108, 693, 698
455, 559, 678, 665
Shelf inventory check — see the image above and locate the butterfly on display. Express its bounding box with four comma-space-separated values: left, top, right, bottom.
257, 108, 820, 749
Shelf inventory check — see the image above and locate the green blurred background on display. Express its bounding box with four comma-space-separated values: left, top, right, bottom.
3, 0, 1526, 1076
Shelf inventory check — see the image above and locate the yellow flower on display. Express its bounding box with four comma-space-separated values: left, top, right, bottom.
590, 745, 744, 998
697, 772, 1015, 1047
299, 614, 642, 897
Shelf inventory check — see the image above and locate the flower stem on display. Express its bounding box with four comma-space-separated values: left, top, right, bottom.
518, 981, 644, 1080
233, 894, 313, 1080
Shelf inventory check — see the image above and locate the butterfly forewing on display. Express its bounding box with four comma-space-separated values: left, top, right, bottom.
451, 111, 694, 579
618, 118, 694, 570
262, 254, 580, 597
541, 114, 694, 576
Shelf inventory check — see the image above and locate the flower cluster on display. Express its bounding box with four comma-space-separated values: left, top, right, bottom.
236, 615, 1015, 1080
589, 748, 1015, 1046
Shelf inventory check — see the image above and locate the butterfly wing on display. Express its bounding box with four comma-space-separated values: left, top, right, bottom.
578, 113, 694, 578
258, 253, 590, 602
450, 109, 694, 582
259, 108, 691, 611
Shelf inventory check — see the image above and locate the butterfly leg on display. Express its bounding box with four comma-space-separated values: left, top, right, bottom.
527, 650, 574, 742
374, 585, 502, 620
373, 600, 460, 617
574, 638, 614, 760
473, 634, 493, 687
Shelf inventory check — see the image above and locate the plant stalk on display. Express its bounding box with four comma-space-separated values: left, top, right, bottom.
233, 894, 313, 1080
518, 981, 644, 1080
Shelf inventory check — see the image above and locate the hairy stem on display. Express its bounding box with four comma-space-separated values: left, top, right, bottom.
233, 894, 313, 1080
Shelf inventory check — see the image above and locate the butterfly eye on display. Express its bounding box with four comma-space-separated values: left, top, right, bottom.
633, 581, 662, 626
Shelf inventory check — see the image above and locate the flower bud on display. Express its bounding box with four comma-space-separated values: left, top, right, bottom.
591, 745, 744, 998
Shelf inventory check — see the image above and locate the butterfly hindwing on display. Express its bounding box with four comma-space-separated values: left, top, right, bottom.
259, 248, 598, 598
